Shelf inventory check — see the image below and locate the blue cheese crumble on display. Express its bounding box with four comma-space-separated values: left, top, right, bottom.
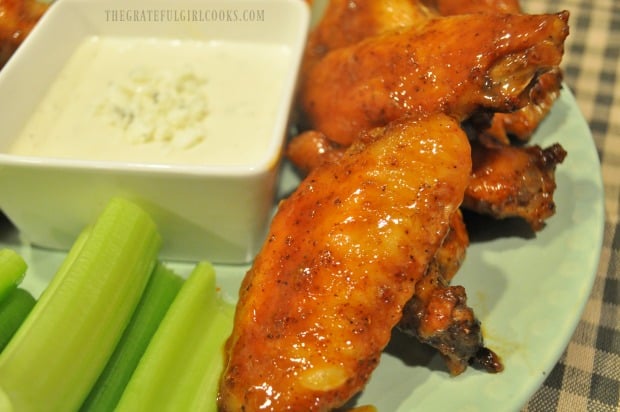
97, 67, 208, 149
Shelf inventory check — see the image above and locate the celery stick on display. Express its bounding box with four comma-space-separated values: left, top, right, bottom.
0, 197, 162, 412
0, 289, 35, 352
116, 261, 235, 412
80, 262, 184, 412
0, 249, 27, 304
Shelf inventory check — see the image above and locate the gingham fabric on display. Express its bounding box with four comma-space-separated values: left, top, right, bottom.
520, 0, 620, 410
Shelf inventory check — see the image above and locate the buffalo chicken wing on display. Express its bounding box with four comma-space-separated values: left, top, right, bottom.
300, 11, 569, 145
218, 114, 471, 411
464, 140, 567, 231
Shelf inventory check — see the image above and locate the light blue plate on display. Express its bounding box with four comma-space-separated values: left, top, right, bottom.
11, 88, 604, 411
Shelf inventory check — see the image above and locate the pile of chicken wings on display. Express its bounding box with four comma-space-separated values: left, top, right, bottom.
219, 0, 570, 410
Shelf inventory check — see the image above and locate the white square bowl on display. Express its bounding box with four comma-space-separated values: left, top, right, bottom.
0, 0, 310, 263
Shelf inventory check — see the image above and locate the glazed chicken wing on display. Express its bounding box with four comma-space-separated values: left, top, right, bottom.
287, 119, 504, 376
423, 0, 564, 145
301, 11, 569, 145
218, 114, 471, 411
463, 140, 567, 231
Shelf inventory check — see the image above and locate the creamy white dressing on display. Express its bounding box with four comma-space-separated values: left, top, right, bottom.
10, 36, 291, 166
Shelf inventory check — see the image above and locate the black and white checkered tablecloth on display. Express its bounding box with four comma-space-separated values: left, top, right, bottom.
520, 0, 619, 410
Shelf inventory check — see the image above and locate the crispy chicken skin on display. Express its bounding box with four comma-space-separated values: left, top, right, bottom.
218, 114, 471, 411
300, 11, 569, 146
0, 0, 48, 69
463, 140, 567, 231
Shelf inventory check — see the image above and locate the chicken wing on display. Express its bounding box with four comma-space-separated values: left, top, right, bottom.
287, 120, 504, 376
463, 140, 567, 231
423, 0, 564, 145
218, 113, 471, 411
300, 11, 569, 146
0, 0, 48, 69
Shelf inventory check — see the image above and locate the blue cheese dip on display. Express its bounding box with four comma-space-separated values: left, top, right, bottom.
10, 36, 292, 166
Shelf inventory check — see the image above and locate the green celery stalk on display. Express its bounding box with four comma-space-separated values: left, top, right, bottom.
0, 289, 36, 352
116, 261, 235, 412
80, 262, 184, 412
0, 249, 27, 304
0, 197, 162, 412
